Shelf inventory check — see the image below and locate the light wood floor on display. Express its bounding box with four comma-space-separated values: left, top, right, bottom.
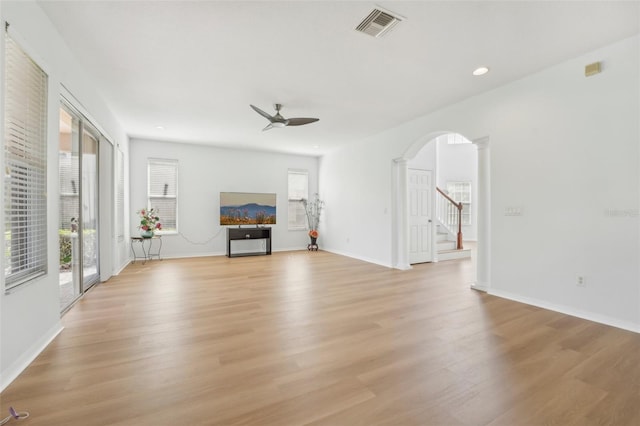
1, 251, 639, 425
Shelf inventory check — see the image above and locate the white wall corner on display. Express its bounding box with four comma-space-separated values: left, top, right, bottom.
1, 322, 63, 392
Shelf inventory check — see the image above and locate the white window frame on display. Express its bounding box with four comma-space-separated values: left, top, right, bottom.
446, 181, 472, 226
288, 169, 308, 230
147, 158, 178, 234
3, 30, 49, 291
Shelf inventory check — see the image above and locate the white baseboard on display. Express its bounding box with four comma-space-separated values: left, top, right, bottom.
156, 247, 309, 260
394, 263, 412, 271
322, 247, 393, 269
273, 247, 311, 253
470, 281, 488, 292
436, 248, 472, 262
1, 322, 64, 392
159, 251, 222, 259
133, 247, 396, 271
489, 288, 640, 334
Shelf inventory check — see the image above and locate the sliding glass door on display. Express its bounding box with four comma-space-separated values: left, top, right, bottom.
58, 103, 100, 312
58, 107, 81, 310
81, 124, 100, 290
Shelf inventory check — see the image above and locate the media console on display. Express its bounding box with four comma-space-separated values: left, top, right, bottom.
226, 227, 272, 257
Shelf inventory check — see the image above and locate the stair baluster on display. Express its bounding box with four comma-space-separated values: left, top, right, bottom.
436, 187, 463, 250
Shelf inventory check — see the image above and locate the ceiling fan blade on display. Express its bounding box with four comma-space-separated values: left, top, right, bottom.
286, 117, 319, 126
262, 123, 274, 131
250, 104, 275, 122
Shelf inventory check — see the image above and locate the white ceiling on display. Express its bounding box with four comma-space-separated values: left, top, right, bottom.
37, 0, 639, 156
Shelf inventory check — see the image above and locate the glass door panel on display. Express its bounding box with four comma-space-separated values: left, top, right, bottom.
59, 103, 101, 311
81, 126, 100, 290
59, 107, 81, 311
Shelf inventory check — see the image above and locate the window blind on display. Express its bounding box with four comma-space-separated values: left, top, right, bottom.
288, 170, 308, 229
4, 31, 49, 290
148, 159, 178, 232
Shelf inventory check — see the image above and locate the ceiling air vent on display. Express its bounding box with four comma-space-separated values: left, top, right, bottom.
355, 7, 403, 38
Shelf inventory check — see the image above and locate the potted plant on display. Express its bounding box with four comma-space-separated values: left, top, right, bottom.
137, 208, 162, 237
302, 194, 324, 248
308, 229, 319, 245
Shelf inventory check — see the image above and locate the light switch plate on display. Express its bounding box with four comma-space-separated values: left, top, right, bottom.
504, 207, 523, 216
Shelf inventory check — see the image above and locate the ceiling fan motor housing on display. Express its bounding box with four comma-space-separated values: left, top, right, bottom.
250, 103, 319, 131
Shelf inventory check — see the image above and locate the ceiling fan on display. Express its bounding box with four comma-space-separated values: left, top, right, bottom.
250, 104, 319, 131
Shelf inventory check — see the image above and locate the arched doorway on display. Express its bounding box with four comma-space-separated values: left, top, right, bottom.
392, 132, 490, 292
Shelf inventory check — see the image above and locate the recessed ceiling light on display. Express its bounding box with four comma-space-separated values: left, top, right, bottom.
313, 145, 320, 149
155, 125, 165, 130
473, 67, 489, 76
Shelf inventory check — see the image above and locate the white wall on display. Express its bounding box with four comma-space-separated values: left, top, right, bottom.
320, 35, 640, 331
319, 139, 395, 267
437, 137, 478, 240
0, 1, 128, 390
129, 139, 319, 257
407, 138, 436, 171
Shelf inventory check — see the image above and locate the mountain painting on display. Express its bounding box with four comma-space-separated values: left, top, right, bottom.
220, 192, 277, 225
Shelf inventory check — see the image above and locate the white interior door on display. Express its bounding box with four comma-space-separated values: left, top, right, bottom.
408, 169, 433, 264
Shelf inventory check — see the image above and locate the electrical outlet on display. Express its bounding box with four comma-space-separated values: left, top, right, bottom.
576, 276, 586, 287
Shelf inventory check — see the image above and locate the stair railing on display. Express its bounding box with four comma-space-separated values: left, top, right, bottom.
436, 187, 463, 250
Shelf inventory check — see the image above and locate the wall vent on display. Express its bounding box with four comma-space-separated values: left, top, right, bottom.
355, 7, 404, 38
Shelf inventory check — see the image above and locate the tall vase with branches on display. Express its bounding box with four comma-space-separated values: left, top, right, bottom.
301, 193, 324, 245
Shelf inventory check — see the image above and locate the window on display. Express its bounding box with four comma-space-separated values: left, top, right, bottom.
4, 31, 49, 290
442, 133, 472, 145
148, 159, 178, 233
446, 182, 471, 225
288, 170, 308, 230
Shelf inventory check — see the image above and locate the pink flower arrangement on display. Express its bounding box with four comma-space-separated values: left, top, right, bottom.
137, 208, 162, 232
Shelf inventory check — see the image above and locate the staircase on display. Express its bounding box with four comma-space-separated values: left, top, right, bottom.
436, 187, 471, 261
436, 226, 471, 261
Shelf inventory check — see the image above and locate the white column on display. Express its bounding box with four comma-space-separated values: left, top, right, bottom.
392, 158, 411, 270
472, 137, 490, 291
